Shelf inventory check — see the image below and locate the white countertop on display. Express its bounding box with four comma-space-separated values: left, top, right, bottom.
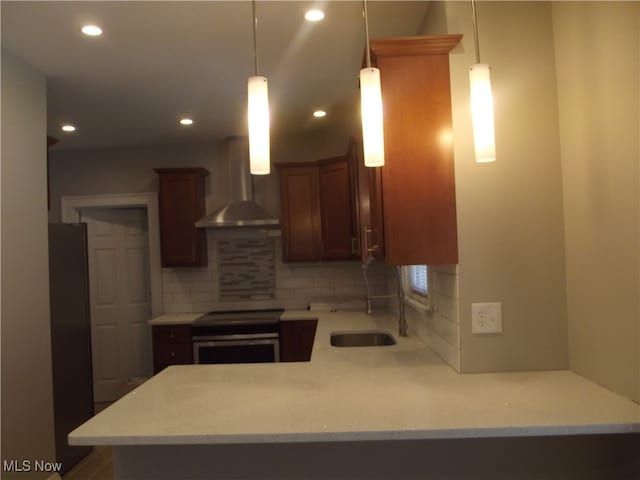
148, 312, 206, 325
71, 310, 640, 446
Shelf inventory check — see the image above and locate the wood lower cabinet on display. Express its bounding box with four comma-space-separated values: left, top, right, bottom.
279, 319, 318, 362
155, 168, 209, 267
370, 35, 462, 265
153, 320, 318, 368
152, 325, 193, 373
278, 157, 358, 262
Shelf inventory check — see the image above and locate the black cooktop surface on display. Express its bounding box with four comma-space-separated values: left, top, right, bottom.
193, 308, 284, 326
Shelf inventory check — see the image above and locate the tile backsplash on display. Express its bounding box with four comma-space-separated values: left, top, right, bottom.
388, 264, 460, 371
162, 229, 387, 313
424, 264, 460, 371
217, 238, 275, 301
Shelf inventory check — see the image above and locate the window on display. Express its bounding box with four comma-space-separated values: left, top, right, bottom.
407, 265, 428, 299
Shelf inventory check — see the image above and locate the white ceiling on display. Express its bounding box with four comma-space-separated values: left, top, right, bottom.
2, 1, 430, 150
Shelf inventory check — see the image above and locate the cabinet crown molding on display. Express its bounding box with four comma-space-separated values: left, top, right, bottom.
370, 34, 463, 60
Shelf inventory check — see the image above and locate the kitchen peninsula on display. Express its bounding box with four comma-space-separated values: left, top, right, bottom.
70, 311, 640, 479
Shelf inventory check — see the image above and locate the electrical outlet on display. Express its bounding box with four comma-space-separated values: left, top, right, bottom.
471, 303, 502, 334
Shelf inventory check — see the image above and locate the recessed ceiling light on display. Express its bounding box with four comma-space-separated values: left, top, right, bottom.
304, 9, 325, 22
179, 118, 194, 126
313, 110, 327, 118
81, 25, 103, 36
61, 124, 76, 132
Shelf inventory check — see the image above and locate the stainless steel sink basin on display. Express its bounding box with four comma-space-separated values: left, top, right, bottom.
330, 330, 396, 347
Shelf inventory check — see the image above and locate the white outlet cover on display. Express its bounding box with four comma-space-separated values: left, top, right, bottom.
471, 302, 502, 334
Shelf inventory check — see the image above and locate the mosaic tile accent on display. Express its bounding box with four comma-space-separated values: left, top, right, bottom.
217, 239, 275, 301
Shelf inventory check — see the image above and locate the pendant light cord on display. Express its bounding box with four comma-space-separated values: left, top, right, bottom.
363, 0, 372, 68
252, 0, 259, 76
471, 0, 481, 64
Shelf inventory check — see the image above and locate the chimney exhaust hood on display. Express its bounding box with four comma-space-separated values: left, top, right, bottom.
195, 137, 279, 228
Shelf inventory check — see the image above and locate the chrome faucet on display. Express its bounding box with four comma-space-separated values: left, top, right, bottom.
361, 260, 408, 337
395, 266, 408, 337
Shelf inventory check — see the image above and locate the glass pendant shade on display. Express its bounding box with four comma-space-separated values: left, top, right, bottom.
248, 76, 270, 175
469, 63, 496, 163
360, 67, 385, 167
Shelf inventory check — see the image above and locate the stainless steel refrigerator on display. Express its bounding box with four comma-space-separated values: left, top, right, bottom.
48, 223, 94, 474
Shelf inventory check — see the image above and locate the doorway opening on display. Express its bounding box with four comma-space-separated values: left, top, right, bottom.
61, 193, 163, 404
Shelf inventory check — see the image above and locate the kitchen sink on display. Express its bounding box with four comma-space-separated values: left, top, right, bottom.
330, 330, 396, 347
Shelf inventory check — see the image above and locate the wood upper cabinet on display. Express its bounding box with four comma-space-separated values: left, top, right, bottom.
278, 164, 322, 262
371, 35, 462, 265
155, 168, 209, 267
278, 158, 358, 262
318, 157, 358, 260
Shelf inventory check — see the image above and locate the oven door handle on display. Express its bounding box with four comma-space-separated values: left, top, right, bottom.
193, 333, 278, 342
193, 338, 280, 364
193, 339, 278, 347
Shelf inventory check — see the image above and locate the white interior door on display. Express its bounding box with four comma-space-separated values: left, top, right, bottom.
81, 207, 152, 402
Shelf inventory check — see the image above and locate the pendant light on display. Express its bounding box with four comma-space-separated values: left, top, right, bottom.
360, 0, 385, 168
248, 0, 270, 175
469, 0, 496, 163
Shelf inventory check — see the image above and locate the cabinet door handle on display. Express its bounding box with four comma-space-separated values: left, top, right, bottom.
364, 227, 379, 253
169, 333, 175, 339
351, 236, 358, 255
170, 352, 176, 358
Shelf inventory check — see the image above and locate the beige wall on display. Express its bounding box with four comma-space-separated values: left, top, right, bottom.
48, 128, 350, 225
423, 2, 569, 373
1, 50, 57, 478
48, 141, 222, 223
552, 2, 640, 402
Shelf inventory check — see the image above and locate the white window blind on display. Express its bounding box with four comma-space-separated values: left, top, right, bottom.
409, 265, 428, 296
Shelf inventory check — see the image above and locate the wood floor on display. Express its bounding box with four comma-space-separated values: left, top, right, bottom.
63, 403, 113, 480
62, 446, 112, 480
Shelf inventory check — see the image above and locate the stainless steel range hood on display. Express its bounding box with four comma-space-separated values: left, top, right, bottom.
195, 137, 279, 228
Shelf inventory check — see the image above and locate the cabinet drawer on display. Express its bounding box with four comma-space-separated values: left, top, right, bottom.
152, 325, 192, 344
153, 343, 193, 373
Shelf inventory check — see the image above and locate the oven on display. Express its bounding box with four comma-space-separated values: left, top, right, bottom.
192, 309, 283, 364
